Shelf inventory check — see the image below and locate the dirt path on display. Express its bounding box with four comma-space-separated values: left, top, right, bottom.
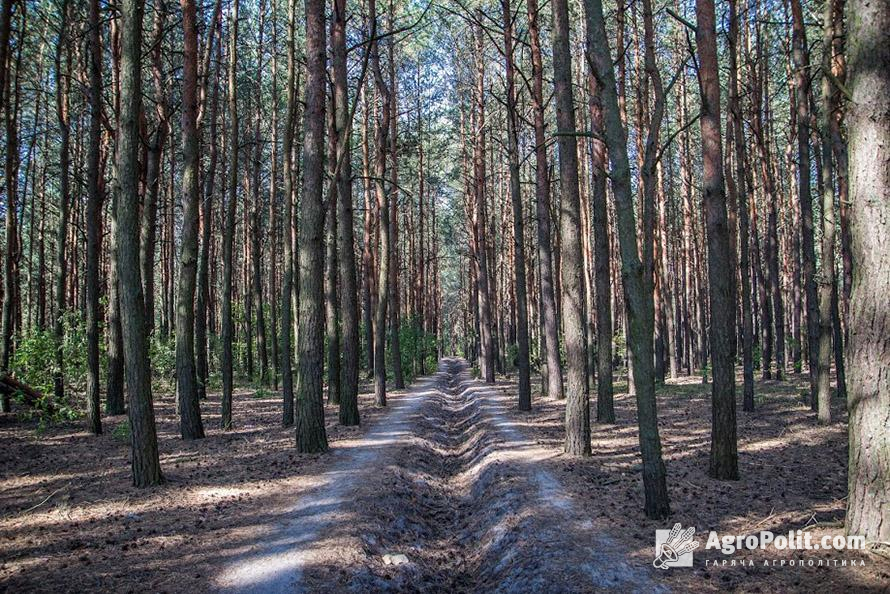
217, 358, 658, 593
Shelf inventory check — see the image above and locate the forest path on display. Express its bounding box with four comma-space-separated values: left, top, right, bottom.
217, 358, 659, 593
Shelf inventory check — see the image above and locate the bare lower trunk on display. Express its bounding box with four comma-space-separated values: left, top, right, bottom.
280, 0, 297, 427
371, 1, 390, 408
294, 0, 328, 453
527, 0, 563, 400
175, 0, 205, 440
85, 0, 103, 434
584, 0, 669, 518
588, 73, 614, 423
332, 0, 359, 425
118, 0, 163, 487
552, 0, 589, 455
845, 0, 890, 541
502, 0, 531, 411
696, 0, 739, 481
220, 0, 239, 430
790, 0, 818, 404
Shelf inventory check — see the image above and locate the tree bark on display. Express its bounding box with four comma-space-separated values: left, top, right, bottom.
845, 0, 890, 542
175, 0, 206, 439
790, 0, 819, 404
587, 68, 614, 423
387, 4, 405, 389
196, 15, 221, 403
527, 0, 563, 400
117, 0, 163, 487
815, 0, 841, 425
141, 2, 170, 336
332, 0, 360, 425
552, 0, 590, 455
221, 0, 239, 430
85, 0, 103, 434
696, 0, 739, 481
727, 0, 755, 412
371, 0, 391, 408
52, 0, 71, 404
294, 0, 329, 453
279, 0, 297, 427
584, 0, 670, 518
251, 0, 268, 385
501, 0, 531, 411
0, 0, 15, 412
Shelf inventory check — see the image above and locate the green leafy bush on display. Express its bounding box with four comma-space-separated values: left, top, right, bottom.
11, 312, 92, 394
111, 419, 130, 442
149, 334, 176, 383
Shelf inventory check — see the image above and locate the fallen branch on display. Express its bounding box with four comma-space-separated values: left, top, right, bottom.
20, 486, 66, 516
0, 374, 55, 414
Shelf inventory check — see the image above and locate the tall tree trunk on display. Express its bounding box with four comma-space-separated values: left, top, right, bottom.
0, 0, 15, 412
471, 16, 494, 384
827, 0, 849, 402
815, 0, 841, 425
267, 13, 280, 390
696, 0, 739, 480
251, 0, 268, 385
141, 2, 169, 336
221, 0, 239, 430
584, 0, 670, 518
845, 0, 890, 542
527, 0, 563, 400
790, 0, 818, 405
105, 16, 125, 417
175, 0, 206, 439
84, 0, 103, 434
387, 5, 405, 389
325, 122, 341, 405
280, 0, 297, 426
332, 0, 359, 425
552, 0, 590, 455
501, 0, 531, 411
52, 0, 71, 403
728, 0, 756, 412
361, 91, 375, 379
117, 0, 163, 487
196, 16, 221, 403
371, 0, 391, 407
588, 67, 614, 423
294, 0, 329, 453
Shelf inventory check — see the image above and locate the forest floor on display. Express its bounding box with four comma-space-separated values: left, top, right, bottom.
1, 359, 888, 593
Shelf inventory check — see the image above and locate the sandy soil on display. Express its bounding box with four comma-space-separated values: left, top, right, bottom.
1, 360, 888, 592
489, 369, 890, 592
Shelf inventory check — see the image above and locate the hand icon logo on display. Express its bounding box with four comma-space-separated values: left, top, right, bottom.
653, 523, 699, 569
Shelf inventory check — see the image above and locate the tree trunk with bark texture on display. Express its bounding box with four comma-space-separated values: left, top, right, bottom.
728, 0, 755, 413
280, 0, 297, 427
294, 0, 328, 453
52, 0, 71, 404
332, 0, 360, 425
552, 0, 590, 456
790, 0, 819, 405
221, 0, 239, 430
175, 0, 206, 440
584, 0, 670, 518
588, 71, 614, 423
527, 0, 563, 400
844, 0, 890, 543
502, 0, 531, 411
85, 0, 103, 434
696, 0, 739, 481
117, 0, 163, 487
